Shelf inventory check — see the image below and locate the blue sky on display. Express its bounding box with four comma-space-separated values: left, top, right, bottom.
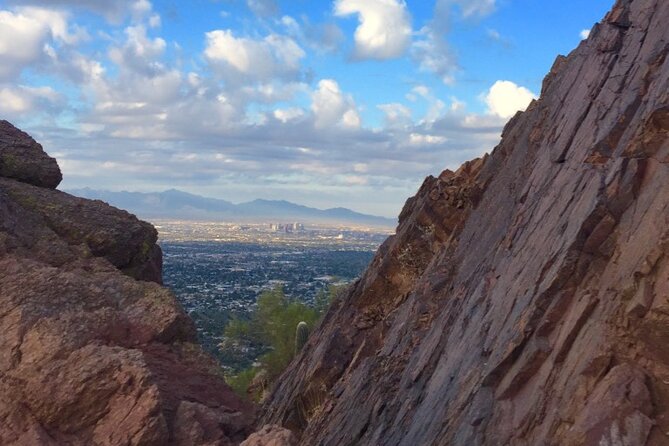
0, 0, 612, 217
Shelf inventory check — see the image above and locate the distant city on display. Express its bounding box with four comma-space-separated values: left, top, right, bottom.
159, 220, 391, 369
268, 222, 305, 232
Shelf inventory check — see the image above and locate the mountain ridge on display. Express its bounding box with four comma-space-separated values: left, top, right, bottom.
67, 187, 396, 227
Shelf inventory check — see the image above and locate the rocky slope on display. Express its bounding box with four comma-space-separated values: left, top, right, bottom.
0, 121, 255, 445
260, 0, 669, 444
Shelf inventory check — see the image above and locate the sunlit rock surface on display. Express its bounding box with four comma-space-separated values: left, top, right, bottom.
260, 0, 669, 444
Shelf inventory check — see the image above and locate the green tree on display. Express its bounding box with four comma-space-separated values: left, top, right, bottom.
221, 284, 346, 399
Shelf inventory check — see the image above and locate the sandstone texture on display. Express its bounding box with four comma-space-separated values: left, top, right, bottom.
0, 123, 255, 444
239, 425, 297, 446
261, 0, 669, 444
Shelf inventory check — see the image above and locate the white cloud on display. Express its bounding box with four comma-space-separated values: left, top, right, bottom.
273, 107, 305, 123
378, 103, 412, 128
205, 30, 305, 82
311, 79, 361, 129
1, 0, 517, 217
484, 80, 537, 119
0, 85, 61, 115
450, 97, 465, 112
334, 0, 411, 60
409, 133, 447, 146
109, 25, 166, 76
580, 29, 591, 40
411, 25, 457, 84
0, 7, 85, 81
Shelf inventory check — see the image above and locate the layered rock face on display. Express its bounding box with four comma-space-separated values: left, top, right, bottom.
261, 0, 669, 444
0, 121, 255, 445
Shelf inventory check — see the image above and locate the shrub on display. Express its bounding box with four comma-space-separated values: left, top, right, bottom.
222, 285, 345, 399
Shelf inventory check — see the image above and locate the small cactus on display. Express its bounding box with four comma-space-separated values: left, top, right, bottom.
295, 321, 310, 354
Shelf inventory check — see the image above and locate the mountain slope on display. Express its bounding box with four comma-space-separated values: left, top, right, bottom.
259, 0, 669, 444
69, 188, 396, 227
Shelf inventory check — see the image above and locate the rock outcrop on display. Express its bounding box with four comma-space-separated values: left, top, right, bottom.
260, 0, 669, 444
0, 122, 255, 445
0, 121, 62, 189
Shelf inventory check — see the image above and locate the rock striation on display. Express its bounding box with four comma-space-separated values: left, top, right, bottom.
0, 122, 255, 445
260, 0, 669, 444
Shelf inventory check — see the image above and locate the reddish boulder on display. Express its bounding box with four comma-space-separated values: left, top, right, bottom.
0, 124, 255, 445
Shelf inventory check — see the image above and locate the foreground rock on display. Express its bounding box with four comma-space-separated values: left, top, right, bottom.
240, 425, 297, 446
0, 123, 255, 444
261, 0, 669, 444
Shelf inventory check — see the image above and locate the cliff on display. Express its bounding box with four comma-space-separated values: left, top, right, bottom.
0, 121, 255, 445
260, 0, 669, 444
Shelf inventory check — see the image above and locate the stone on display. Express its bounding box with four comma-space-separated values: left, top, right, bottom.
0, 120, 62, 189
0, 125, 256, 444
258, 0, 669, 444
240, 425, 298, 446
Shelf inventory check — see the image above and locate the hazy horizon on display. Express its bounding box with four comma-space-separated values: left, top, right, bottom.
68, 185, 402, 218
1, 0, 611, 217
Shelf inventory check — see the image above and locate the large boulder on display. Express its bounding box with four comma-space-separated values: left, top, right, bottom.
0, 120, 62, 189
0, 123, 256, 445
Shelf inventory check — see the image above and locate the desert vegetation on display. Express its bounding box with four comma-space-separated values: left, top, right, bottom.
221, 285, 343, 400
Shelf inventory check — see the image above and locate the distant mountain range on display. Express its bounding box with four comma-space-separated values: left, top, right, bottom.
67, 188, 397, 228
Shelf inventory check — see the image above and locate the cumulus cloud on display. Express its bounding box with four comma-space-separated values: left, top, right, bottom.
334, 0, 411, 60
0, 7, 85, 81
109, 25, 166, 76
484, 80, 537, 119
580, 29, 591, 40
311, 79, 361, 129
2, 1, 514, 217
273, 107, 305, 123
378, 103, 412, 128
408, 133, 447, 146
205, 30, 305, 83
0, 85, 62, 116
411, 26, 457, 84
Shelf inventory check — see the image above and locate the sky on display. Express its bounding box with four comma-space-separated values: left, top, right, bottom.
0, 0, 613, 217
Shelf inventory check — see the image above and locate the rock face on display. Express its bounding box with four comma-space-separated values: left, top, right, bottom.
239, 425, 297, 446
0, 121, 62, 189
261, 0, 669, 444
0, 123, 255, 444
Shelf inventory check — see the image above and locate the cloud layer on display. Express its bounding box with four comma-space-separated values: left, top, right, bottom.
0, 0, 542, 217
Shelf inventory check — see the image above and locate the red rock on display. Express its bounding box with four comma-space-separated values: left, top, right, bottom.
259, 0, 669, 444
0, 126, 256, 444
240, 425, 297, 446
